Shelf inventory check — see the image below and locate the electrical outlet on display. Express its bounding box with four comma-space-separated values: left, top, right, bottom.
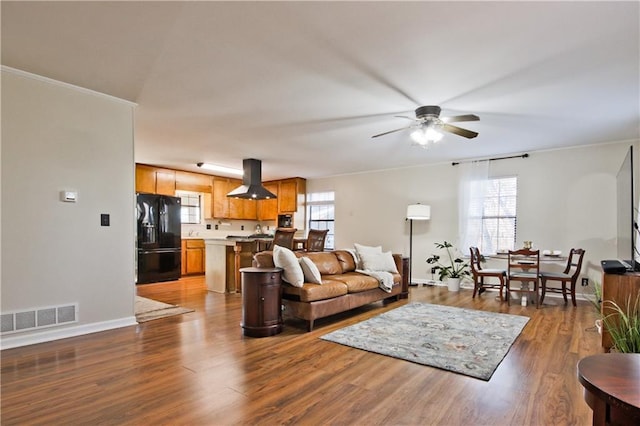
431, 267, 437, 274
215, 224, 218, 230
206, 224, 211, 230
581, 278, 589, 287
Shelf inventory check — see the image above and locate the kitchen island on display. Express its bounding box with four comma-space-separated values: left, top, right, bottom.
204, 237, 273, 293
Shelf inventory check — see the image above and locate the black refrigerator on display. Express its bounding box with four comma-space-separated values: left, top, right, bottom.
136, 193, 182, 284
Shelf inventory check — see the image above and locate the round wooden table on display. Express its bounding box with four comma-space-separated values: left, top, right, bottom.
577, 353, 640, 426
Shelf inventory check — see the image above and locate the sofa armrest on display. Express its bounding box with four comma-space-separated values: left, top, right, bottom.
253, 251, 275, 268
392, 253, 403, 276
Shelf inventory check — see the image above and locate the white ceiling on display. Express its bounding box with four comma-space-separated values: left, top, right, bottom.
2, 1, 639, 180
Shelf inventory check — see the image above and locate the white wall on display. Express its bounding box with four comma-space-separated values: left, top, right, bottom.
1, 68, 137, 348
308, 141, 640, 287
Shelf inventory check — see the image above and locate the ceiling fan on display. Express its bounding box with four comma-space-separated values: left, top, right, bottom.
372, 106, 479, 146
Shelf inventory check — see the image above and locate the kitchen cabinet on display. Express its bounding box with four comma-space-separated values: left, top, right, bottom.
277, 178, 306, 214
257, 182, 279, 221
135, 164, 305, 221
175, 171, 212, 193
182, 239, 205, 275
181, 241, 187, 275
136, 164, 176, 196
212, 177, 258, 220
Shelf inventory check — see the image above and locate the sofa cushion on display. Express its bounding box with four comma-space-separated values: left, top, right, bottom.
282, 280, 348, 302
299, 256, 322, 284
325, 272, 380, 293
302, 251, 343, 275
273, 245, 304, 287
334, 250, 357, 273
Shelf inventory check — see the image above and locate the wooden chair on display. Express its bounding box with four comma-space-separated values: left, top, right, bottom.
304, 229, 329, 252
506, 248, 541, 308
470, 247, 506, 300
540, 248, 585, 307
272, 228, 297, 250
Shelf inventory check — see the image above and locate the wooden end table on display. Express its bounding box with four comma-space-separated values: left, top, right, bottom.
240, 267, 283, 337
577, 353, 640, 426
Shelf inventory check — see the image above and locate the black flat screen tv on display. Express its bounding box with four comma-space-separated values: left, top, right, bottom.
616, 145, 639, 271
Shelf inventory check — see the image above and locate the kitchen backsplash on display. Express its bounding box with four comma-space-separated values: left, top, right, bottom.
181, 219, 276, 239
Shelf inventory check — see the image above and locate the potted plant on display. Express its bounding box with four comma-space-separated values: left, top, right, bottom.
426, 241, 471, 291
601, 295, 640, 353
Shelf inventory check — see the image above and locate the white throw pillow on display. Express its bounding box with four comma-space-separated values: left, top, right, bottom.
273, 245, 304, 287
299, 257, 323, 284
359, 250, 398, 273
354, 243, 383, 269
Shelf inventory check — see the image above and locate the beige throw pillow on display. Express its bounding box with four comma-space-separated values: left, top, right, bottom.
359, 250, 398, 273
273, 245, 304, 287
299, 257, 322, 284
354, 243, 383, 269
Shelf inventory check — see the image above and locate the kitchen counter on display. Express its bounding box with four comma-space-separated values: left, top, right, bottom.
204, 237, 274, 293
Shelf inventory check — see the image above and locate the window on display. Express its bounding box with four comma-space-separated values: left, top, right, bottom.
465, 177, 518, 253
179, 192, 201, 224
307, 191, 335, 250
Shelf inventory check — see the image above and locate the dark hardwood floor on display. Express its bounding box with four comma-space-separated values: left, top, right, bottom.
1, 276, 603, 425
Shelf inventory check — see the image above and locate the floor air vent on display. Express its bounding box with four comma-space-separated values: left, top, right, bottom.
1, 304, 78, 334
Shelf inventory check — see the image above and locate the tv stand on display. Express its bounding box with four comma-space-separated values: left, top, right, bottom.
601, 271, 640, 350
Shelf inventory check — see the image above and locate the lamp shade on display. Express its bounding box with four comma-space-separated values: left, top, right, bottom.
407, 204, 431, 220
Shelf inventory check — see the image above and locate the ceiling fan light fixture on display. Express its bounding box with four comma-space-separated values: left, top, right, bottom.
410, 124, 443, 146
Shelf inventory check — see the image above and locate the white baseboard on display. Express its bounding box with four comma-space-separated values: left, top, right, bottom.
0, 316, 137, 350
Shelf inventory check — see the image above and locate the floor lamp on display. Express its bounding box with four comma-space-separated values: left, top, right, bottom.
407, 204, 431, 286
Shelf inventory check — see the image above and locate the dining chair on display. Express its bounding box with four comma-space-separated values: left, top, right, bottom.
506, 248, 541, 308
304, 229, 329, 252
272, 228, 297, 250
469, 247, 506, 300
539, 248, 585, 307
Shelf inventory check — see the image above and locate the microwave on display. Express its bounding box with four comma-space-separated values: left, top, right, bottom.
277, 214, 292, 228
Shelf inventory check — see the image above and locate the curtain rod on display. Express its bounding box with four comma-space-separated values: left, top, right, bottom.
451, 153, 529, 166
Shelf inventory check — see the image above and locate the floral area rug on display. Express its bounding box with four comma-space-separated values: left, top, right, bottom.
135, 296, 194, 323
320, 303, 529, 380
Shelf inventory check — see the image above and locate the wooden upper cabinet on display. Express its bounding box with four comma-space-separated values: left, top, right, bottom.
135, 164, 157, 194
278, 178, 306, 214
227, 179, 244, 219
175, 171, 212, 193
258, 182, 279, 221
212, 178, 257, 220
242, 198, 258, 220
155, 169, 176, 195
135, 164, 176, 196
136, 164, 303, 221
212, 178, 231, 218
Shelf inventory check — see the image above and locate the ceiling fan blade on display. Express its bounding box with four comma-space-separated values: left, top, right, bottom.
371, 125, 414, 138
394, 115, 417, 121
442, 124, 478, 139
443, 114, 480, 123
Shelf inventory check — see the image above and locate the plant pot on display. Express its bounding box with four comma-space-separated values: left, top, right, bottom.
447, 277, 461, 292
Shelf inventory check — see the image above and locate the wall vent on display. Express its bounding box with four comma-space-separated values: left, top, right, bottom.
1, 304, 78, 334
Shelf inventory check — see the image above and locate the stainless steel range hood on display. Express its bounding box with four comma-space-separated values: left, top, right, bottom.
227, 159, 277, 200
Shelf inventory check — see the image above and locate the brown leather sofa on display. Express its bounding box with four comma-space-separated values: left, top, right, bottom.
253, 250, 408, 331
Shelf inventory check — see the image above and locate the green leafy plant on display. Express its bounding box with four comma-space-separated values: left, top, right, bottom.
586, 280, 602, 313
426, 241, 470, 281
602, 295, 640, 353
